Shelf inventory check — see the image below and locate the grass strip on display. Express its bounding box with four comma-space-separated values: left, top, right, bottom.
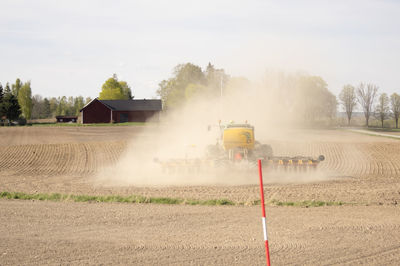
269, 199, 345, 207
344, 129, 400, 140
0, 191, 348, 207
0, 191, 234, 206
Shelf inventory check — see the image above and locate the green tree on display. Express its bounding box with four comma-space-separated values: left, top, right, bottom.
18, 81, 32, 119
42, 98, 51, 118
390, 93, 400, 129
0, 83, 3, 100
33, 95, 86, 118
119, 80, 133, 99
0, 83, 4, 120
55, 102, 62, 116
157, 79, 175, 107
11, 78, 23, 97
66, 96, 75, 115
99, 74, 132, 100
296, 76, 337, 122
184, 83, 207, 100
56, 96, 67, 116
2, 85, 21, 123
4, 83, 11, 93
49, 97, 58, 117
204, 62, 230, 97
157, 63, 206, 109
74, 96, 85, 115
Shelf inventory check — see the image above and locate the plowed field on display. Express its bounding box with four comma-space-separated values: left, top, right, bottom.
0, 126, 399, 265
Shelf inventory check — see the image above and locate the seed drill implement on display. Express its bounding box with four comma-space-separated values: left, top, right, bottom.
155, 122, 325, 174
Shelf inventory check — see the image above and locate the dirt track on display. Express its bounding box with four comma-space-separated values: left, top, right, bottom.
1, 200, 400, 265
1, 126, 400, 265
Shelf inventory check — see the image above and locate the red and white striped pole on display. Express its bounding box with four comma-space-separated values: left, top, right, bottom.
258, 159, 271, 266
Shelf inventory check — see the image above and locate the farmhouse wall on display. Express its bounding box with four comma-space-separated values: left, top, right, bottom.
113, 111, 159, 123
82, 99, 112, 124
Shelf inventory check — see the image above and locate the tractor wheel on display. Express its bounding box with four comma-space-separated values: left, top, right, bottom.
254, 144, 273, 159
261, 144, 273, 158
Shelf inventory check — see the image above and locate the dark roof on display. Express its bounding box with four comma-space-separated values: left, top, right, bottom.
99, 99, 162, 111
79, 98, 162, 112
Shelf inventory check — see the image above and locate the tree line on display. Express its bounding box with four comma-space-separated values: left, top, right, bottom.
31, 95, 92, 119
31, 74, 133, 119
339, 84, 400, 128
0, 79, 93, 123
3, 68, 398, 128
0, 74, 133, 124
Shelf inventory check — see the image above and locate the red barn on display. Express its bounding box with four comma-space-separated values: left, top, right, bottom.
80, 98, 162, 124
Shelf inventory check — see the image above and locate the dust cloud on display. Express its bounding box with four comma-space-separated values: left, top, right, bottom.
95, 72, 334, 187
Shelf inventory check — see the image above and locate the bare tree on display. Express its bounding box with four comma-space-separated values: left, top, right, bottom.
374, 93, 390, 128
391, 93, 400, 129
339, 85, 357, 125
356, 83, 378, 127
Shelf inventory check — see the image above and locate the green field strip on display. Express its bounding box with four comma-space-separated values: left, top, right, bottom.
0, 191, 351, 207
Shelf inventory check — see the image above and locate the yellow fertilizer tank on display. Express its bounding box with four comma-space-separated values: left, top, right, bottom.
222, 124, 255, 150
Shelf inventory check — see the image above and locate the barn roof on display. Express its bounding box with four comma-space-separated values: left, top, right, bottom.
99, 99, 162, 111
80, 98, 162, 112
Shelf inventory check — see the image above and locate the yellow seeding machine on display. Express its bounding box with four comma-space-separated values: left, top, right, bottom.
155, 122, 325, 174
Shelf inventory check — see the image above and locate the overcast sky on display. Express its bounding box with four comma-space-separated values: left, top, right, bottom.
1, 0, 399, 99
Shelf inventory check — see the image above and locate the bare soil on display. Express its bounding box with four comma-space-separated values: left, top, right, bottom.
1, 127, 399, 205
1, 126, 400, 265
1, 200, 400, 265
